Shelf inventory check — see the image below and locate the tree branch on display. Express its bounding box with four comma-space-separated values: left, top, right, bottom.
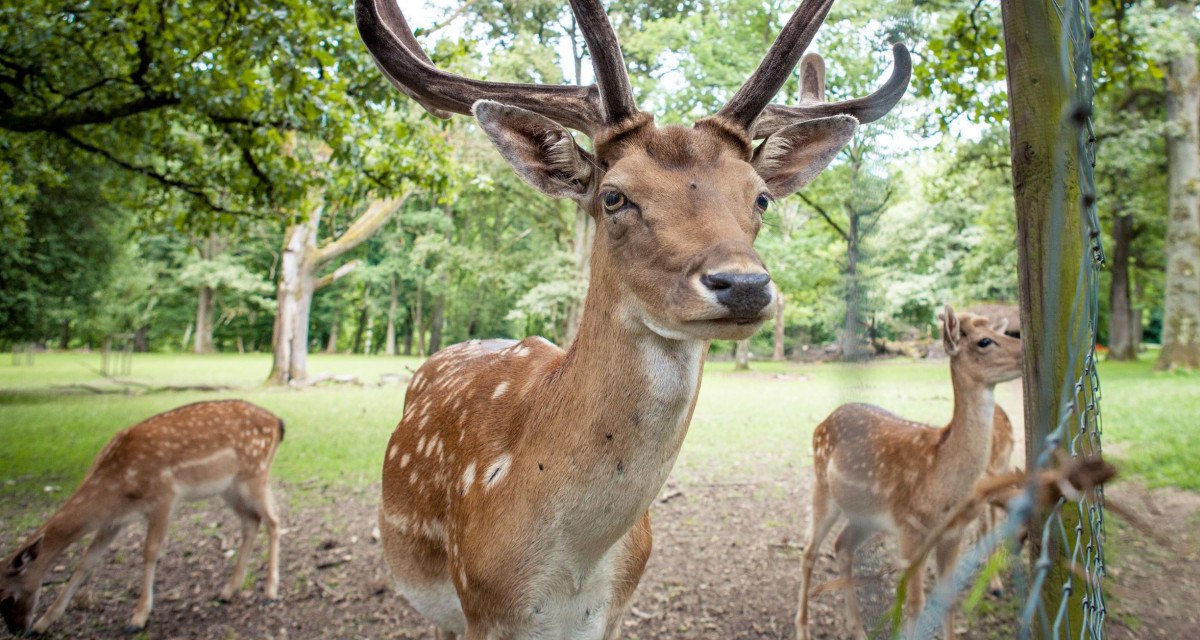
315, 259, 362, 290
52, 129, 245, 215
861, 187, 894, 218
798, 192, 849, 242
416, 0, 481, 36
1, 92, 179, 132
315, 195, 409, 267
205, 111, 301, 130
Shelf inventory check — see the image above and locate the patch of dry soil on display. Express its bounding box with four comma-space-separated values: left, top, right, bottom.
1, 477, 1191, 639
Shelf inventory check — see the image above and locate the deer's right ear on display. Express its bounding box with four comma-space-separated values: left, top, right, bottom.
940, 305, 961, 356
474, 101, 595, 200
751, 115, 858, 198
8, 536, 42, 576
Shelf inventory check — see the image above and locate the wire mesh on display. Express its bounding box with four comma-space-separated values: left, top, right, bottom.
906, 0, 1108, 637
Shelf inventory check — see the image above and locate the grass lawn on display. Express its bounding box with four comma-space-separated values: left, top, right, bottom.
1093, 353, 1200, 490
0, 347, 1194, 514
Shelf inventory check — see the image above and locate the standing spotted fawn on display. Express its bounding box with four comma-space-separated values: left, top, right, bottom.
795, 306, 1022, 640
0, 400, 283, 635
355, 0, 910, 636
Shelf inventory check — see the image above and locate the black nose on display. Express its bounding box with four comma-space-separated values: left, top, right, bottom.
701, 272, 772, 317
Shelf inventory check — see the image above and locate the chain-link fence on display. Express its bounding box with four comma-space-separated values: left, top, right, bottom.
906, 0, 1108, 637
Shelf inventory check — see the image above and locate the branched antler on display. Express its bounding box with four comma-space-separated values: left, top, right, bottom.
357, 0, 910, 140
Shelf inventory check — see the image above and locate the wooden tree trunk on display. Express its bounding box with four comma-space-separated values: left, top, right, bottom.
385, 275, 399, 356
193, 232, 221, 354
268, 224, 310, 386
1107, 211, 1139, 360
351, 283, 371, 354
840, 215, 861, 361
428, 294, 445, 355
414, 278, 425, 357
364, 294, 376, 355
1001, 0, 1091, 632
325, 308, 340, 353
194, 285, 215, 353
402, 312, 413, 356
1157, 7, 1200, 371
133, 326, 149, 352
773, 291, 786, 360
267, 196, 406, 385
734, 339, 751, 371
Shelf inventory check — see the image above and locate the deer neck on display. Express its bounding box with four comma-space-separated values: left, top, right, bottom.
935, 368, 996, 489
541, 253, 705, 555
18, 497, 98, 588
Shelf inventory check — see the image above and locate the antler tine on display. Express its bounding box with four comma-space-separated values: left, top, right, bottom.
751, 43, 912, 139
567, 0, 638, 123
361, 0, 452, 119
717, 0, 835, 132
355, 0, 605, 135
800, 53, 826, 102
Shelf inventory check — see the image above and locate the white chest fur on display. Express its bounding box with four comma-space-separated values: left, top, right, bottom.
513, 541, 624, 640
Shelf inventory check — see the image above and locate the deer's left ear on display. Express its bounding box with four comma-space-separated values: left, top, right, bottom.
8, 536, 42, 576
939, 305, 962, 356
751, 115, 857, 198
474, 100, 595, 200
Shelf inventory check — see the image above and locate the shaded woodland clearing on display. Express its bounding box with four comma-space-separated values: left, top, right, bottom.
0, 353, 1196, 637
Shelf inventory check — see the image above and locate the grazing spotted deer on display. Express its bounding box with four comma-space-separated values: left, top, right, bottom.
355, 0, 909, 637
795, 306, 1022, 640
0, 400, 283, 635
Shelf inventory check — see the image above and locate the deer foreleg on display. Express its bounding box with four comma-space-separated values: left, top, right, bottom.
127, 504, 171, 632
32, 524, 122, 633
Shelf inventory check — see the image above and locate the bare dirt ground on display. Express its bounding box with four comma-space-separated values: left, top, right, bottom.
2, 475, 1194, 639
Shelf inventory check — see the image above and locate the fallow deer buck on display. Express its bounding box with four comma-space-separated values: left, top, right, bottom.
795, 306, 1022, 640
0, 400, 283, 635
356, 0, 909, 637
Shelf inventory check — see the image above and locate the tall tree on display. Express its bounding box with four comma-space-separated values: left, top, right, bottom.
267, 195, 406, 385
192, 234, 222, 353
1001, 0, 1097, 629
1156, 0, 1200, 369
800, 140, 893, 360
0, 0, 401, 225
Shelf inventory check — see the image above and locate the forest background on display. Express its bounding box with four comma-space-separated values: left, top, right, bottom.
2, 0, 1197, 376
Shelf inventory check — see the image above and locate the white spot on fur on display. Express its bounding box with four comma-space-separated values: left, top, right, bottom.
492, 382, 509, 399
400, 453, 412, 468
461, 462, 476, 495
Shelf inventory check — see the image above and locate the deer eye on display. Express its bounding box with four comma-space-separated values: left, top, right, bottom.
977, 338, 993, 348
601, 190, 627, 212
755, 193, 771, 211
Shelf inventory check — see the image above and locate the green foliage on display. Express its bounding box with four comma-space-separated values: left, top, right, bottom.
0, 158, 122, 343
0, 0, 1180, 360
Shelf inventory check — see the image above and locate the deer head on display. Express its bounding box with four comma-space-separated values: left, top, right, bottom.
939, 305, 1023, 386
356, 0, 910, 341
1, 536, 43, 634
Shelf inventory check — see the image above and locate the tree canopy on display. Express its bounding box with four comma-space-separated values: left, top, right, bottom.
0, 0, 1189, 367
